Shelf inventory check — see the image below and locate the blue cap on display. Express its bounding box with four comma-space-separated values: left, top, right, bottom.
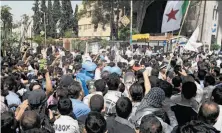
102, 66, 111, 72
82, 61, 97, 72
110, 66, 122, 76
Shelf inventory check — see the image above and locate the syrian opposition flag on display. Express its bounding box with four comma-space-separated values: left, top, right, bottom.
161, 1, 189, 33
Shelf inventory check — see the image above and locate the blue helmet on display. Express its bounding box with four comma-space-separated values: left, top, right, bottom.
110, 66, 122, 76
102, 66, 112, 73
82, 61, 97, 72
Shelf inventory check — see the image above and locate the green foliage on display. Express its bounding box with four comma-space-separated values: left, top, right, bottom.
33, 35, 44, 45
71, 40, 86, 52
1, 5, 13, 53
8, 32, 19, 44
46, 37, 55, 45
32, 0, 41, 35
211, 44, 220, 51
78, 1, 130, 39
47, 0, 54, 37
40, 0, 47, 32
118, 26, 138, 41
52, 0, 61, 23
52, 0, 61, 38
73, 5, 78, 37
1, 5, 13, 39
100, 39, 109, 48
64, 30, 73, 38
59, 0, 74, 37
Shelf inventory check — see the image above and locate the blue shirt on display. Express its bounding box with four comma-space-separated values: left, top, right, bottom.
70, 99, 90, 118
6, 91, 21, 110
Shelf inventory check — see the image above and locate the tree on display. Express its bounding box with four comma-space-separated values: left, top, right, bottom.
40, 0, 47, 32
73, 5, 78, 37
118, 26, 138, 41
59, 0, 74, 37
47, 0, 54, 37
211, 43, 220, 51
78, 1, 130, 40
33, 35, 44, 45
52, 0, 61, 38
18, 14, 32, 48
1, 5, 13, 55
32, 0, 41, 35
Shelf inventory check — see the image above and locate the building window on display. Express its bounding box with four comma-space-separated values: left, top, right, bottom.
213, 5, 218, 20
84, 25, 87, 30
79, 26, 81, 30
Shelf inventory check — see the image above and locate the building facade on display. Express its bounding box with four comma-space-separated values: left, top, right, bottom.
199, 1, 222, 48
78, 3, 111, 39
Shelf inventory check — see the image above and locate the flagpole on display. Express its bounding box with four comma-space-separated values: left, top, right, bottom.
130, 0, 133, 45
166, 1, 191, 74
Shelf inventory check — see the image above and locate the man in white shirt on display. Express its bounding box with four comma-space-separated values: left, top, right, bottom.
125, 48, 133, 58
54, 98, 80, 133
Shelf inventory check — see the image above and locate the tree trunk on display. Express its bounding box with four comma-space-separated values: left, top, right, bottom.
110, 2, 114, 40
135, 0, 154, 32
116, 0, 120, 40
18, 21, 32, 48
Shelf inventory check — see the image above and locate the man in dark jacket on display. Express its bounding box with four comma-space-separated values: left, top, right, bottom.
106, 97, 135, 133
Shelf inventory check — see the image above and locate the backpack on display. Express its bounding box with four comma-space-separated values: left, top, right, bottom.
33, 103, 55, 133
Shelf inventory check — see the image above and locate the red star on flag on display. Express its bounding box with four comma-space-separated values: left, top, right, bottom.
166, 8, 179, 22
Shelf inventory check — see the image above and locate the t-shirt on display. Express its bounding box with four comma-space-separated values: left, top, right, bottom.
54, 115, 80, 133
6, 91, 21, 110
70, 99, 90, 118
171, 104, 197, 125
94, 68, 101, 80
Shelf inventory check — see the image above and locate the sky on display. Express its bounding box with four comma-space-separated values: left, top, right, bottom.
0, 1, 82, 23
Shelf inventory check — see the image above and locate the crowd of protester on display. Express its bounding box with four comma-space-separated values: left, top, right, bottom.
1, 44, 222, 133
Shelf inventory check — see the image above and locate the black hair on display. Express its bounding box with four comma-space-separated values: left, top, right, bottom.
74, 55, 82, 63
175, 120, 220, 133
159, 80, 173, 98
116, 97, 132, 119
20, 111, 41, 131
94, 79, 107, 95
172, 76, 182, 88
198, 101, 220, 125
108, 62, 115, 67
182, 81, 197, 99
214, 67, 220, 77
56, 87, 69, 99
107, 73, 120, 90
1, 111, 16, 133
74, 63, 82, 72
129, 83, 144, 102
58, 98, 73, 115
198, 70, 206, 80
220, 63, 222, 68
101, 71, 109, 82
90, 94, 104, 112
29, 82, 42, 91
212, 86, 222, 105
3, 76, 17, 91
170, 60, 177, 67
85, 112, 107, 133
118, 82, 125, 93
68, 81, 82, 99
139, 114, 162, 133
204, 75, 215, 86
